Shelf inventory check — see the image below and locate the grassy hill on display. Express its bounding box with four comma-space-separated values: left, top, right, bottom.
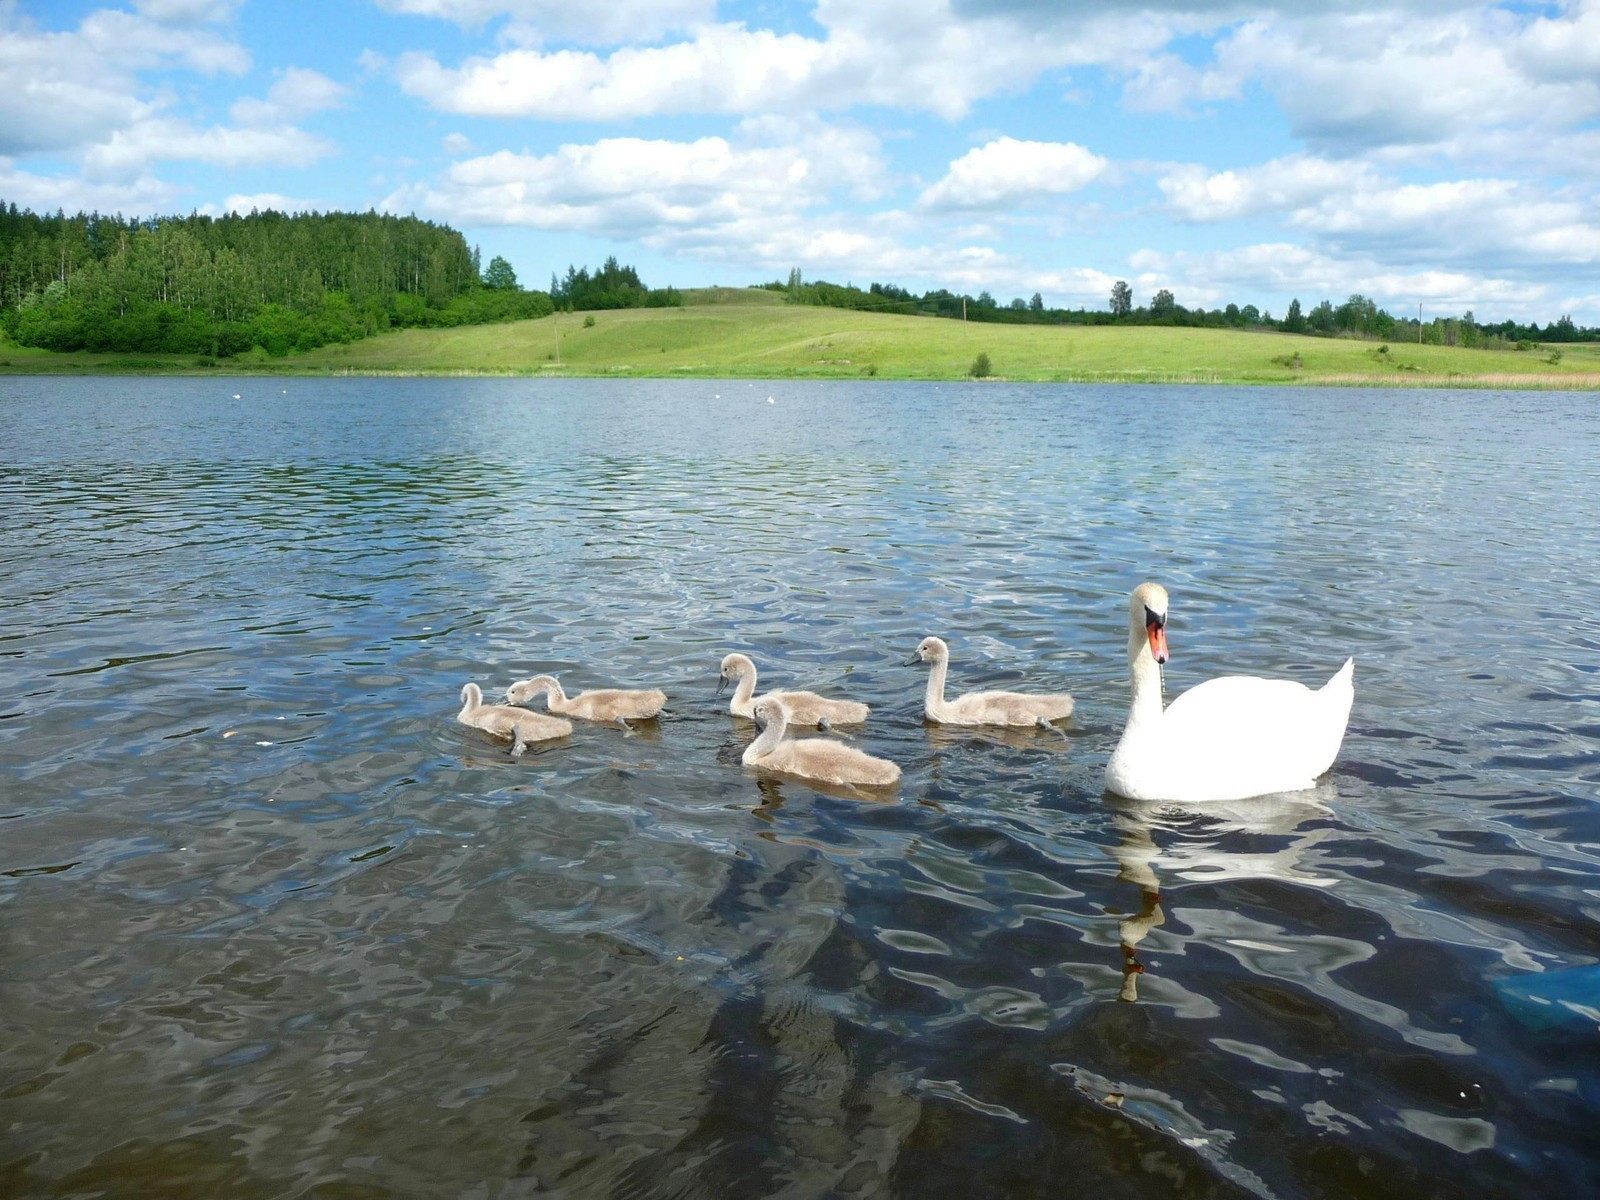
4, 286, 1597, 387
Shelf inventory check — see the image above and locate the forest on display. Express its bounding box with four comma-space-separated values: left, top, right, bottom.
0, 205, 553, 357
763, 271, 1599, 349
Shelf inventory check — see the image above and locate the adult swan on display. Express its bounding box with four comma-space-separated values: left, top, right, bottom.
1105, 583, 1355, 803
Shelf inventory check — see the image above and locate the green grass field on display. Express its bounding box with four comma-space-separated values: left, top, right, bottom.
5, 287, 1598, 387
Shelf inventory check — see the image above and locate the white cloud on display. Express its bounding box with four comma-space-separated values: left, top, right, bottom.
920, 137, 1110, 211
374, 0, 714, 44
133, 0, 240, 24
1171, 9, 1600, 153
393, 0, 1181, 121
231, 67, 347, 126
441, 132, 474, 155
394, 135, 827, 234
1129, 241, 1552, 315
1160, 154, 1377, 222
0, 156, 183, 214
214, 191, 317, 215
0, 3, 248, 157
83, 118, 336, 178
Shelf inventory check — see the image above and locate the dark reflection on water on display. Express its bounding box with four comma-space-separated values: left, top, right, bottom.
2, 376, 1598, 1198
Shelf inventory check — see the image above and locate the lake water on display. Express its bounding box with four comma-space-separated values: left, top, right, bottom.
2, 376, 1598, 1198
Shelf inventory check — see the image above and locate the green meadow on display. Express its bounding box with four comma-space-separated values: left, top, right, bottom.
4, 286, 1597, 387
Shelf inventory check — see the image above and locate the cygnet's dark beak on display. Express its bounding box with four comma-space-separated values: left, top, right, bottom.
904, 652, 923, 666
715, 675, 729, 696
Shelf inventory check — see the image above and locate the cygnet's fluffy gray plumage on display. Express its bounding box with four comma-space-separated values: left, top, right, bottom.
908, 636, 1075, 727
457, 682, 572, 755
718, 653, 869, 725
505, 673, 667, 722
742, 696, 900, 787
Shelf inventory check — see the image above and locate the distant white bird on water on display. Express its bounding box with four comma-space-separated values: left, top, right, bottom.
232, 393, 241, 399
767, 395, 775, 404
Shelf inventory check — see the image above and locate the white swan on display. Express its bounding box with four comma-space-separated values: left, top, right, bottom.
457, 683, 572, 755
504, 673, 666, 731
1104, 583, 1355, 803
907, 636, 1075, 728
718, 653, 869, 727
742, 696, 900, 787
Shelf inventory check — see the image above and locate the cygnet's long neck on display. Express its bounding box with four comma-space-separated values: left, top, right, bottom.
923, 654, 949, 719
542, 679, 570, 710
730, 665, 758, 714
1124, 626, 1165, 730
459, 684, 482, 719
745, 709, 788, 761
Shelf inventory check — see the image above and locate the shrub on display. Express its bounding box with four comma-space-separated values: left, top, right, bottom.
583, 314, 596, 328
970, 351, 992, 378
1547, 349, 1563, 365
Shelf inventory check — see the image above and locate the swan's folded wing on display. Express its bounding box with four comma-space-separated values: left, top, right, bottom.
1160, 675, 1317, 741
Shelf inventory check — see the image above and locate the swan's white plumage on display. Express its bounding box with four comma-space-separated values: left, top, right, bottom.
1104, 583, 1354, 803
742, 697, 900, 787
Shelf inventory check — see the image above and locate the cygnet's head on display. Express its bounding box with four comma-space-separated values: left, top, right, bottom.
908, 636, 949, 665
505, 674, 558, 705
751, 695, 790, 728
1129, 583, 1170, 664
718, 653, 754, 687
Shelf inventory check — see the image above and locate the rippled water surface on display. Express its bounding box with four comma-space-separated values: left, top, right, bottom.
3, 376, 1598, 1198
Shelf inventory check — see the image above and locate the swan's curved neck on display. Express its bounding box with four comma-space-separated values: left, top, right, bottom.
923, 656, 949, 719
747, 710, 787, 758
459, 685, 481, 718
543, 679, 569, 709
1125, 631, 1164, 728
731, 666, 757, 713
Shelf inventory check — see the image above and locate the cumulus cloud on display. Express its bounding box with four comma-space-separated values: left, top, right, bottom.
394, 135, 827, 235
0, 3, 248, 157
214, 191, 317, 214
1129, 241, 1550, 315
1160, 153, 1600, 270
920, 137, 1110, 211
1159, 154, 1377, 222
374, 0, 714, 44
231, 67, 347, 125
83, 118, 336, 179
0, 156, 183, 214
393, 0, 1179, 121
1153, 8, 1600, 152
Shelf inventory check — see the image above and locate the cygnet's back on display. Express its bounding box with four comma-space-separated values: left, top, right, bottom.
457, 683, 573, 755
718, 653, 870, 725
742, 696, 900, 787
506, 674, 666, 722
909, 635, 1074, 727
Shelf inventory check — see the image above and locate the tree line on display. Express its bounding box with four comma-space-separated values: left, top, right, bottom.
764, 271, 1598, 347
548, 256, 682, 311
0, 203, 553, 357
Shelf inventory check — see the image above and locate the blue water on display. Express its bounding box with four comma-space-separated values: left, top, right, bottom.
2, 376, 1597, 1197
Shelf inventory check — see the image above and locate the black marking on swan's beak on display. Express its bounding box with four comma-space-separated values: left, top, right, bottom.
1145, 606, 1169, 665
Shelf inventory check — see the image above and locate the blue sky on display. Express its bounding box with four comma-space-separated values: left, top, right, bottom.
3, 0, 1598, 322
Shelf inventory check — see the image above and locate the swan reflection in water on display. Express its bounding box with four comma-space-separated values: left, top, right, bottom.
1105, 788, 1337, 1002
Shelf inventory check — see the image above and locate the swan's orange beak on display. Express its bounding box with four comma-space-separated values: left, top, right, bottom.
1147, 621, 1168, 664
